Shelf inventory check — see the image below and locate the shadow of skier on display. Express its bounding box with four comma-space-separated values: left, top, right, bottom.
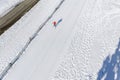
97, 39, 120, 80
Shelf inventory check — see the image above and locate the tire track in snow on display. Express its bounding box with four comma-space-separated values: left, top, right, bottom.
0, 0, 65, 80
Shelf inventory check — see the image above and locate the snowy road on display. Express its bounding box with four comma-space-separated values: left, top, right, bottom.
1, 0, 120, 80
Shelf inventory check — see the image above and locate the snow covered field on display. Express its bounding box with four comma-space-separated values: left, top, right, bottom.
0, 0, 24, 17
1, 0, 120, 80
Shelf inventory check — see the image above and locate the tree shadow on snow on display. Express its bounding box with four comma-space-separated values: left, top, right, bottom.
97, 40, 120, 80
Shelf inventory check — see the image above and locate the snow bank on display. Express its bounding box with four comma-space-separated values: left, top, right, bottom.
0, 0, 24, 17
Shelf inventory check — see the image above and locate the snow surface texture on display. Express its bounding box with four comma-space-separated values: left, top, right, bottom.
0, 0, 61, 75
0, 0, 24, 17
1, 0, 120, 80
51, 0, 120, 80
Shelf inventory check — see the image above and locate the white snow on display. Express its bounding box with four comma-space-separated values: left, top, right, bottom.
1, 0, 120, 80
0, 0, 62, 76
0, 0, 24, 17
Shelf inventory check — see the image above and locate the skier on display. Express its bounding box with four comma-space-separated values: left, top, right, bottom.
53, 18, 63, 28
53, 21, 57, 27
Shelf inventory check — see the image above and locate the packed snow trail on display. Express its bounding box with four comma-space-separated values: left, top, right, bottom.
0, 0, 65, 80
1, 0, 120, 80
0, 0, 62, 77
2, 0, 86, 80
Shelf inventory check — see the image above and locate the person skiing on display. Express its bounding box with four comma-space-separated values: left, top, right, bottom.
53, 18, 63, 28
53, 21, 57, 27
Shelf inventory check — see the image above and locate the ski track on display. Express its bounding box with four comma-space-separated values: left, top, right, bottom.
1, 0, 120, 80
2, 0, 86, 80
0, 0, 61, 75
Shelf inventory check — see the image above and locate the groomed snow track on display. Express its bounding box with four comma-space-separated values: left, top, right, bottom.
1, 0, 120, 80
0, 0, 65, 80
